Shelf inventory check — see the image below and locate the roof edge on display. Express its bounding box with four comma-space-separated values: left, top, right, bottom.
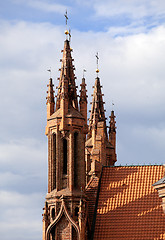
90, 168, 103, 240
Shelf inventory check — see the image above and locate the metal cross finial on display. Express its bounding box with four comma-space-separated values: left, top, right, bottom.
47, 67, 51, 78
96, 52, 99, 69
83, 69, 87, 78
95, 52, 99, 76
112, 101, 114, 110
64, 10, 68, 27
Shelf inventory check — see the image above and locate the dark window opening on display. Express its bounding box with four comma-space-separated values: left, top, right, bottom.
75, 207, 79, 217
51, 229, 55, 240
74, 132, 78, 188
63, 139, 67, 174
53, 134, 56, 189
52, 208, 55, 220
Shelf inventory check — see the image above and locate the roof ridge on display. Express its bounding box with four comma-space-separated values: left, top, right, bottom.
102, 164, 163, 168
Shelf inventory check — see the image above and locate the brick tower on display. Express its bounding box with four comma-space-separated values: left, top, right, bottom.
43, 35, 88, 240
85, 73, 116, 179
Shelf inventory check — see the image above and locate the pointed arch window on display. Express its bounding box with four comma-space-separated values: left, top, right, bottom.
52, 133, 56, 189
74, 132, 78, 188
63, 139, 67, 174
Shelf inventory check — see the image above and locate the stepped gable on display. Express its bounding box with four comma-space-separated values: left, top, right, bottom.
93, 165, 165, 240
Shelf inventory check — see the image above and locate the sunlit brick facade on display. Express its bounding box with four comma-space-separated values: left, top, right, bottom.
42, 33, 165, 240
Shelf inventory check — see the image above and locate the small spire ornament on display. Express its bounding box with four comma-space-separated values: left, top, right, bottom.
96, 52, 99, 76
64, 10, 69, 37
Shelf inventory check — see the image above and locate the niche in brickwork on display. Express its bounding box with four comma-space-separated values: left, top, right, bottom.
74, 132, 78, 188
63, 138, 67, 175
52, 133, 56, 189
51, 207, 55, 220
75, 207, 79, 217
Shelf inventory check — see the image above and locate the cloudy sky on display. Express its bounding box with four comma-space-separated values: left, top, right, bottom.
1, 0, 165, 239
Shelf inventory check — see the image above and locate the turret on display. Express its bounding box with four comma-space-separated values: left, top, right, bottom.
43, 13, 88, 240
46, 78, 55, 118
85, 53, 117, 180
109, 110, 116, 150
79, 77, 88, 125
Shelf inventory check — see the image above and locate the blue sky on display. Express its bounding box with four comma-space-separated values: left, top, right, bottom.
1, 0, 165, 239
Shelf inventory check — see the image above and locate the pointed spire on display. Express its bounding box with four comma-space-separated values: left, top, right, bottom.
56, 39, 78, 112
79, 76, 88, 124
109, 110, 116, 148
89, 77, 106, 132
46, 78, 55, 118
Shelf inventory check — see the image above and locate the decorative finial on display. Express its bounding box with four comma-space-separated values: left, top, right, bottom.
83, 69, 87, 78
96, 52, 99, 76
47, 68, 52, 78
64, 10, 69, 37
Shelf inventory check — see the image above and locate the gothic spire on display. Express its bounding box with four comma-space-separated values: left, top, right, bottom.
88, 77, 106, 133
56, 39, 78, 112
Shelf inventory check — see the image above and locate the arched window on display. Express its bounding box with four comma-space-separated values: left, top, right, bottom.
52, 133, 56, 189
75, 207, 79, 217
51, 208, 55, 220
63, 139, 67, 174
74, 132, 78, 188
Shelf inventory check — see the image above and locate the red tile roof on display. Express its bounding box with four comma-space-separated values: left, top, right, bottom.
93, 165, 165, 240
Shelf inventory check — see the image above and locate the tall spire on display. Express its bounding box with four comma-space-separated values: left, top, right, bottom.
56, 39, 78, 112
88, 77, 106, 136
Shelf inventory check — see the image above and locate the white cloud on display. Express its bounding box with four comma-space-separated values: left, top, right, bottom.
12, 0, 69, 14
92, 0, 165, 19
1, 19, 165, 239
1, 19, 165, 161
0, 190, 43, 240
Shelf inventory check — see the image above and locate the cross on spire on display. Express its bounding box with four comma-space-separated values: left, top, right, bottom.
96, 52, 99, 76
64, 10, 68, 27
96, 52, 99, 67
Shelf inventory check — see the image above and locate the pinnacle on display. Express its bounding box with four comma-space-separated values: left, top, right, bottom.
55, 39, 78, 111
89, 77, 106, 128
109, 110, 116, 133
46, 78, 55, 105
80, 77, 87, 103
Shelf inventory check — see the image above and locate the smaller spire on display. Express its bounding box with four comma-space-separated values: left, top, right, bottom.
79, 76, 88, 124
88, 77, 107, 139
46, 78, 54, 104
109, 110, 116, 146
46, 78, 55, 118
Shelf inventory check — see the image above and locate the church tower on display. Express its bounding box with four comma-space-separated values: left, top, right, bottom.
85, 54, 117, 179
43, 23, 88, 240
